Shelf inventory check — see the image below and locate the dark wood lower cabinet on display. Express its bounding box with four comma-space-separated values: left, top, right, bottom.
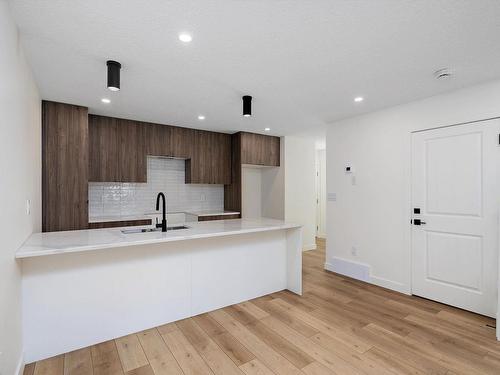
88, 219, 152, 229
198, 214, 240, 221
42, 101, 89, 232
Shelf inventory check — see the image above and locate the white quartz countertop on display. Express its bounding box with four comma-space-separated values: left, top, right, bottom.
16, 218, 300, 259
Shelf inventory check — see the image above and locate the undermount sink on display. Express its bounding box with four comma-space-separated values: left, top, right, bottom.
121, 225, 189, 234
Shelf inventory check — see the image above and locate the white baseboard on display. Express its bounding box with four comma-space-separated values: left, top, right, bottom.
325, 256, 410, 295
15, 353, 24, 375
371, 275, 410, 295
324, 257, 370, 282
316, 233, 326, 239
303, 243, 317, 251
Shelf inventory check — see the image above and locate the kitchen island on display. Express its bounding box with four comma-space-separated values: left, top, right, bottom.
17, 218, 302, 363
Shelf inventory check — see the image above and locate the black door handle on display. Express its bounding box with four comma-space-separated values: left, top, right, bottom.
413, 219, 426, 225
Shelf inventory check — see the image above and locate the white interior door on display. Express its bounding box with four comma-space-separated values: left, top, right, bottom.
411, 119, 500, 317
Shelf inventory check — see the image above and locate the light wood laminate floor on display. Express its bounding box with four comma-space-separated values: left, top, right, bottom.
24, 238, 500, 375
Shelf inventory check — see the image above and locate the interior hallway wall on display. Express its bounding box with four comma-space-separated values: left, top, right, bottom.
240, 135, 317, 251
326, 79, 500, 294
0, 2, 41, 374
284, 136, 317, 251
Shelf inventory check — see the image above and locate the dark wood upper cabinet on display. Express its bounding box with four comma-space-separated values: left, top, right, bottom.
240, 132, 280, 166
170, 126, 194, 159
89, 116, 230, 184
89, 115, 146, 183
186, 130, 231, 185
146, 123, 172, 156
43, 101, 279, 231
42, 101, 89, 232
118, 119, 147, 183
89, 115, 120, 182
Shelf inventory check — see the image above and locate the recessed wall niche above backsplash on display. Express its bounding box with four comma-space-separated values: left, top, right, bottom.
89, 157, 224, 219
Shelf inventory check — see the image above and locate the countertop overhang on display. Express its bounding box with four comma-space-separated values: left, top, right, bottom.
16, 218, 301, 259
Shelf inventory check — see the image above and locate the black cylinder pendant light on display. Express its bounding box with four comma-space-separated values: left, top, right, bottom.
242, 95, 252, 117
106, 60, 121, 91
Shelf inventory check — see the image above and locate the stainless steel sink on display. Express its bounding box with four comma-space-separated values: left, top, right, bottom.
121, 225, 189, 234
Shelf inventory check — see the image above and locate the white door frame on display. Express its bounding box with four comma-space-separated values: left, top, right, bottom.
315, 149, 326, 239
409, 117, 500, 339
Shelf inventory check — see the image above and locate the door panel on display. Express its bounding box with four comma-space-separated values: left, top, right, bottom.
412, 119, 500, 317
426, 132, 482, 216
426, 231, 482, 291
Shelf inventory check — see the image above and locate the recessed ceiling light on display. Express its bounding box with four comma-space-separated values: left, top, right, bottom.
101, 98, 111, 104
354, 96, 364, 102
264, 128, 271, 132
179, 33, 192, 43
198, 115, 205, 120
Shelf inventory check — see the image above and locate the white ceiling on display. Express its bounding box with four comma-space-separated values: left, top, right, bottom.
9, 0, 500, 136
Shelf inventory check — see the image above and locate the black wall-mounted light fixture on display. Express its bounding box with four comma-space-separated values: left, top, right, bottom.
242, 95, 252, 117
106, 60, 121, 91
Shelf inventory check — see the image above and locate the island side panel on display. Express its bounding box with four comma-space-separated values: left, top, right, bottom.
21, 230, 292, 363
286, 227, 303, 295
190, 231, 287, 315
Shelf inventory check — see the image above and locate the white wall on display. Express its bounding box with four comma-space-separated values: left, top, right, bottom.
240, 136, 316, 251
0, 3, 41, 374
241, 166, 262, 218
284, 136, 317, 251
326, 80, 500, 294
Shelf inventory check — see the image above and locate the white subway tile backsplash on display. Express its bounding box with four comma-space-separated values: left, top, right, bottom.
89, 157, 224, 218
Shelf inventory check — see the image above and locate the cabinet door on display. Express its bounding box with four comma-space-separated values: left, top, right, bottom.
88, 115, 120, 182
117, 119, 147, 183
212, 132, 232, 184
265, 135, 280, 166
171, 126, 194, 158
187, 130, 231, 184
146, 123, 172, 157
240, 132, 280, 166
42, 101, 89, 232
187, 130, 211, 184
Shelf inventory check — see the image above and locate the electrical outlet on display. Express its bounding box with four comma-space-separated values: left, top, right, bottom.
351, 246, 357, 256
26, 199, 31, 215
